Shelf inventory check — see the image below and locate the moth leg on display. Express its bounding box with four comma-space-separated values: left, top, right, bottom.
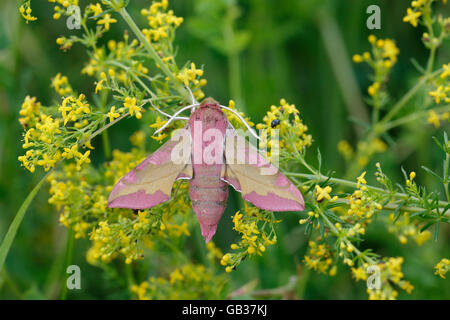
170, 181, 182, 201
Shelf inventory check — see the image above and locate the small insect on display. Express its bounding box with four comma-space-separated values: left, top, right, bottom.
108, 98, 304, 242
271, 119, 280, 128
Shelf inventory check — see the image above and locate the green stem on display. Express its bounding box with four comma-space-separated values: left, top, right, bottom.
125, 263, 135, 288
60, 228, 75, 300
0, 268, 23, 299
0, 171, 51, 272
101, 129, 111, 160
118, 8, 191, 103
222, 3, 244, 110
285, 172, 450, 209
379, 69, 440, 126
317, 208, 377, 265
106, 60, 157, 98
444, 153, 450, 202
100, 90, 111, 160
382, 104, 450, 131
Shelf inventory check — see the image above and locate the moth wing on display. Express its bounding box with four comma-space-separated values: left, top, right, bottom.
223, 129, 304, 211
108, 127, 192, 209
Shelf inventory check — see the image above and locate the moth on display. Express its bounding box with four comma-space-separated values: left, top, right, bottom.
107, 98, 304, 242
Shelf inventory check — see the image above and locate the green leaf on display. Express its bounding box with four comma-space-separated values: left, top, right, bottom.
0, 172, 50, 272
317, 148, 322, 175
432, 136, 444, 152
392, 201, 406, 223
421, 165, 443, 183
434, 222, 440, 241
420, 221, 435, 233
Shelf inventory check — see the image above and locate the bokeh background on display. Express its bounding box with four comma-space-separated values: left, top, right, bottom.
0, 0, 449, 299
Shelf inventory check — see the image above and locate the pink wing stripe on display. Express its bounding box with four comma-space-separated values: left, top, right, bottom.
244, 191, 304, 211
108, 188, 169, 209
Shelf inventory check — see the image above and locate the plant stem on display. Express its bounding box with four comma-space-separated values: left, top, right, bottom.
317, 208, 377, 265
118, 8, 191, 103
444, 152, 450, 202
285, 172, 450, 209
223, 3, 244, 111
60, 228, 75, 300
100, 90, 111, 160
379, 69, 441, 126
0, 171, 51, 272
102, 129, 111, 160
382, 104, 450, 131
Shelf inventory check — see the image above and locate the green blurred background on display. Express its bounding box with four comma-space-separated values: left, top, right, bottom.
0, 0, 449, 299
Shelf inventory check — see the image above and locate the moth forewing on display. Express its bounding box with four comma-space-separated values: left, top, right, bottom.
170, 126, 192, 165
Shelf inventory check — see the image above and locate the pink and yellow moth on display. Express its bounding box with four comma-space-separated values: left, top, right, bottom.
107, 98, 304, 242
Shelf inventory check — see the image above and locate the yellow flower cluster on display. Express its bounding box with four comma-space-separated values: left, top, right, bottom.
51, 73, 73, 96
403, 0, 448, 28
221, 204, 279, 272
304, 240, 337, 276
131, 263, 224, 299
346, 171, 383, 222
365, 257, 414, 300
387, 212, 431, 245
48, 141, 193, 265
17, 72, 106, 173
353, 35, 399, 101
256, 99, 312, 158
434, 258, 450, 279
428, 64, 450, 116
19, 3, 37, 22
141, 0, 183, 43
48, 0, 80, 21
59, 94, 91, 125
175, 63, 207, 100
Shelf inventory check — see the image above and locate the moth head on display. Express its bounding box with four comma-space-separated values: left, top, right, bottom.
200, 97, 220, 109
153, 97, 260, 141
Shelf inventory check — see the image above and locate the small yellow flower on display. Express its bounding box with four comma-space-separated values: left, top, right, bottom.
427, 110, 441, 128
434, 258, 450, 279
403, 8, 421, 27
357, 171, 367, 188
352, 54, 363, 63
95, 79, 105, 93
368, 82, 380, 96
123, 97, 142, 119
97, 13, 117, 31
315, 185, 332, 202
429, 86, 447, 104
106, 106, 120, 123
89, 3, 103, 16
440, 63, 450, 79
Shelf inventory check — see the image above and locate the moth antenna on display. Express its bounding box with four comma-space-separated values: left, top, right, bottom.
219, 105, 260, 141
184, 86, 198, 112
184, 86, 198, 104
148, 99, 189, 120
153, 103, 200, 136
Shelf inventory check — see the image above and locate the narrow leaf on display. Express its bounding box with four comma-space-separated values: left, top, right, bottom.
0, 172, 50, 271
